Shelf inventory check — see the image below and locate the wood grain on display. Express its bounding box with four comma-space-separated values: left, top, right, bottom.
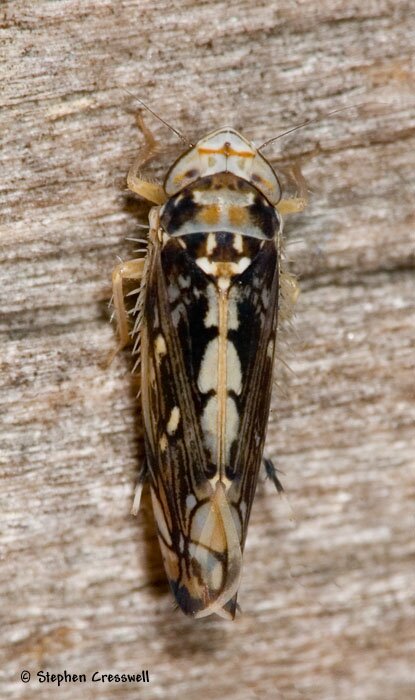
1, 1, 414, 698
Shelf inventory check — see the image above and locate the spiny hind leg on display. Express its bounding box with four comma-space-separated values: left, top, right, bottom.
127, 113, 166, 205
109, 257, 146, 363
277, 162, 308, 216
278, 159, 303, 322
279, 269, 300, 323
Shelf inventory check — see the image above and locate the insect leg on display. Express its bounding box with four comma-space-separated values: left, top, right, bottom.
277, 162, 308, 216
110, 258, 145, 358
277, 197, 307, 215
127, 113, 167, 205
263, 457, 284, 493
131, 461, 147, 515
279, 270, 300, 322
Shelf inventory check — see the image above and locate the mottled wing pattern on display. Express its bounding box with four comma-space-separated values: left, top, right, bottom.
226, 240, 279, 544
141, 235, 243, 618
140, 169, 281, 619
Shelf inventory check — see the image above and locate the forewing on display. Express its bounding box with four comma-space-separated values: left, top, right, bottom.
226, 239, 280, 546
141, 236, 243, 618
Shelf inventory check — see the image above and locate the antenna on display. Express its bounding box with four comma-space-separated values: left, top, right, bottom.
258, 104, 367, 151
123, 89, 193, 147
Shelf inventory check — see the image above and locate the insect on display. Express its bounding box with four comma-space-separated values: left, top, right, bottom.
112, 106, 307, 619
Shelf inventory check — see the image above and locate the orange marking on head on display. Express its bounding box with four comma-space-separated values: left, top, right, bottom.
198, 145, 254, 158
228, 205, 248, 227
200, 204, 221, 225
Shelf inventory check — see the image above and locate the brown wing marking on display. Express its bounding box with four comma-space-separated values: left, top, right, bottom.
227, 242, 280, 547
141, 238, 243, 617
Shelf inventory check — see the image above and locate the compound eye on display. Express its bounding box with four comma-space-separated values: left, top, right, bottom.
184, 168, 199, 180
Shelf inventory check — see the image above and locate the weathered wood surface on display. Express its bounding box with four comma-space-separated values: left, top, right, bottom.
1, 1, 414, 698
